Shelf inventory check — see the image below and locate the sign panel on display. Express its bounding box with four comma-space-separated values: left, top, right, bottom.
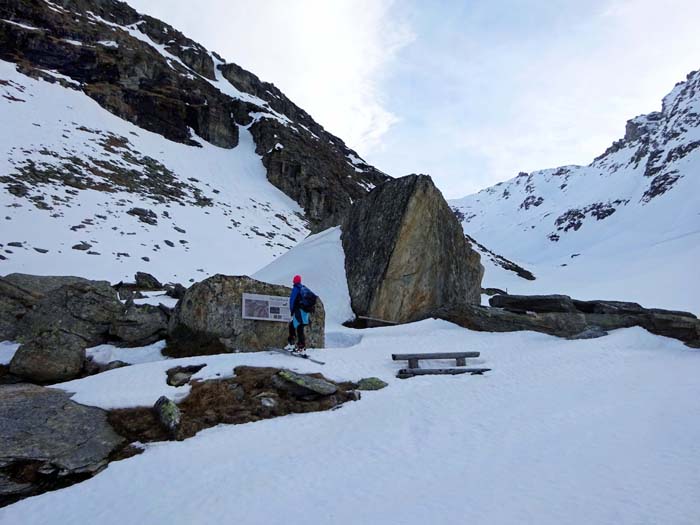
242, 293, 291, 322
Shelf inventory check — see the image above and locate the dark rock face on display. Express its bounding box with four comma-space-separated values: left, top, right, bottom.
0, 384, 125, 507
0, 277, 41, 341
0, 0, 389, 226
109, 303, 169, 346
342, 175, 483, 324
167, 274, 324, 356
134, 271, 162, 290
9, 329, 86, 383
16, 281, 124, 346
431, 295, 700, 348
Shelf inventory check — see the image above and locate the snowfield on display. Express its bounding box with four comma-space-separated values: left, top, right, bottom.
1, 323, 699, 524
2, 231, 699, 524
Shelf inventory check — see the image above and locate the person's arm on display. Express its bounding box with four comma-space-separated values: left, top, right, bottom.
289, 287, 298, 314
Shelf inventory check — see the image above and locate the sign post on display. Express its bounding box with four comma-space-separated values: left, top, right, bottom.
242, 293, 291, 322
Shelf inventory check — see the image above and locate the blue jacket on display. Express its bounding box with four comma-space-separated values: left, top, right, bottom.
289, 283, 302, 314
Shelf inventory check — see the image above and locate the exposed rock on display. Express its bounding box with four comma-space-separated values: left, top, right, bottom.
127, 207, 158, 226
272, 369, 338, 398
356, 377, 389, 391
0, 0, 388, 226
153, 396, 181, 438
0, 277, 42, 341
109, 303, 168, 346
9, 329, 86, 383
482, 287, 508, 296
166, 364, 206, 387
109, 366, 358, 443
0, 384, 125, 506
164, 282, 187, 300
489, 294, 577, 313
432, 296, 700, 348
166, 274, 324, 356
83, 357, 129, 377
72, 242, 92, 251
134, 272, 163, 290
3, 273, 102, 295
17, 281, 124, 346
342, 175, 483, 324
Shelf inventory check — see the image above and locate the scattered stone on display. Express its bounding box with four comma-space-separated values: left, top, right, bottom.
87, 251, 100, 255
33, 247, 49, 253
7, 242, 23, 248
141, 256, 150, 262
126, 207, 158, 225
174, 226, 186, 233
164, 240, 174, 247
273, 369, 338, 398
356, 377, 388, 391
153, 396, 181, 438
10, 329, 87, 383
72, 242, 92, 251
166, 364, 206, 387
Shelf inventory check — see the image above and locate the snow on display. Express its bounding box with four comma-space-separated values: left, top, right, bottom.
132, 291, 179, 309
97, 40, 119, 48
4, 323, 700, 524
0, 341, 20, 365
253, 227, 354, 326
86, 340, 167, 366
0, 19, 43, 31
0, 59, 308, 283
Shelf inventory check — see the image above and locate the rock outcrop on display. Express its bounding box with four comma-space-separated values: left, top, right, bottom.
430, 294, 700, 348
109, 303, 169, 346
0, 0, 388, 226
167, 274, 324, 356
0, 384, 125, 507
341, 174, 483, 324
0, 277, 41, 341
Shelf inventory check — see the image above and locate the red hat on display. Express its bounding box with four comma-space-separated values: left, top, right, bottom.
293, 275, 302, 284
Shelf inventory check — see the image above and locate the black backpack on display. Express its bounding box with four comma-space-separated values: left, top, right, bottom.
299, 285, 318, 313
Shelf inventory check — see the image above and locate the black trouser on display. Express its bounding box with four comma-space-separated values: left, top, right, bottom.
288, 310, 306, 347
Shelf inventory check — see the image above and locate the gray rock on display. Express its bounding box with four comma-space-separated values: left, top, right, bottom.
273, 369, 338, 398
356, 377, 388, 391
341, 174, 483, 324
72, 242, 92, 251
490, 294, 578, 313
3, 273, 103, 295
0, 277, 41, 341
153, 396, 181, 438
109, 303, 168, 346
17, 281, 125, 346
167, 275, 324, 355
165, 282, 187, 300
134, 271, 162, 289
166, 364, 205, 386
10, 329, 86, 383
0, 384, 124, 504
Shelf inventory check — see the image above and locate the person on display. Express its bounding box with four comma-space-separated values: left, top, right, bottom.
287, 274, 311, 353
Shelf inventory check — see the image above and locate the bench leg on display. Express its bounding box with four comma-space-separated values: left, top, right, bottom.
408, 358, 419, 369
456, 357, 466, 366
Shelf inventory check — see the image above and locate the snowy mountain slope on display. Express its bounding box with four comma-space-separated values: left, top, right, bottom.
0, 58, 308, 282
451, 69, 700, 312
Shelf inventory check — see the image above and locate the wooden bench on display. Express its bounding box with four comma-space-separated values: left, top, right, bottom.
392, 352, 490, 378
392, 352, 480, 369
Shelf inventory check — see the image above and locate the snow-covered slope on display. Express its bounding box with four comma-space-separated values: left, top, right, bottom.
451, 69, 700, 313
0, 59, 308, 281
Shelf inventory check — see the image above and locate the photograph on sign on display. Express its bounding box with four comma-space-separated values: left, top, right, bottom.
242, 293, 291, 322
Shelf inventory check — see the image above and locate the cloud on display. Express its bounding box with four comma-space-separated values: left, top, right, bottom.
127, 0, 413, 155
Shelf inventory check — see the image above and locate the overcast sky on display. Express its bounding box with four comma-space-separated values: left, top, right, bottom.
128, 0, 700, 198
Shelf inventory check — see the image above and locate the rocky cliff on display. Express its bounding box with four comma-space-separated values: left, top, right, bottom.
0, 0, 387, 227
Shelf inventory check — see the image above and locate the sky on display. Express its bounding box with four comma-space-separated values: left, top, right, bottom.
127, 0, 700, 198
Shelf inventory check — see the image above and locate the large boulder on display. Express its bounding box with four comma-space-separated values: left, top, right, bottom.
0, 277, 42, 341
341, 174, 483, 324
9, 329, 86, 383
16, 281, 125, 346
0, 384, 125, 506
3, 273, 105, 295
167, 275, 324, 356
